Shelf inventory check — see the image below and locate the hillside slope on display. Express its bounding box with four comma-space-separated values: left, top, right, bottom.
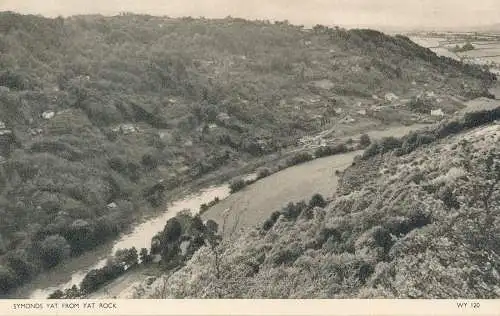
137, 122, 500, 299
0, 12, 496, 294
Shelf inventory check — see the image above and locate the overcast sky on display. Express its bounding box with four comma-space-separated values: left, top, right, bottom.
1, 0, 499, 30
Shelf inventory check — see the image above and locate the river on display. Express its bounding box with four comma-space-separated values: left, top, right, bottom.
14, 185, 231, 299
10, 123, 436, 299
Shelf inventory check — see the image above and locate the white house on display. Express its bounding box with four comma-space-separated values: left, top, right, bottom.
431, 109, 445, 117
384, 92, 399, 102
42, 111, 55, 120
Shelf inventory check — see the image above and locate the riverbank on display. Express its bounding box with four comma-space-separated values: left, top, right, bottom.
76, 123, 436, 299
6, 121, 434, 299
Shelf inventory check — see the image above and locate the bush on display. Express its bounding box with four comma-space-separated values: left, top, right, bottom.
0, 265, 16, 294
80, 262, 125, 294
359, 134, 371, 148
314, 143, 349, 158
200, 197, 220, 213
262, 211, 281, 231
287, 152, 313, 166
282, 201, 307, 221
229, 178, 247, 193
256, 168, 271, 180
115, 247, 138, 267
39, 235, 71, 269
309, 193, 327, 209
139, 248, 152, 264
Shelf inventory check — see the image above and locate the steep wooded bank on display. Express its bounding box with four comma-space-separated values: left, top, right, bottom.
0, 12, 495, 294
138, 117, 500, 298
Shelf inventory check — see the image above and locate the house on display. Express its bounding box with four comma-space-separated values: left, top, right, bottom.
384, 92, 399, 102
216, 112, 230, 122
341, 116, 356, 124
42, 111, 55, 119
425, 91, 436, 98
107, 202, 118, 209
431, 109, 445, 117
334, 108, 344, 115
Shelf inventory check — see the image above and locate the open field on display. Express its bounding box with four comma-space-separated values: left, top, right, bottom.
202, 123, 431, 239
409, 33, 500, 67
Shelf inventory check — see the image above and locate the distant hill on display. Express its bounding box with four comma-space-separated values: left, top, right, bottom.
0, 11, 496, 295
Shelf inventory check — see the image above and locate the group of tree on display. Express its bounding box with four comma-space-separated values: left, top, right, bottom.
361, 106, 500, 160
48, 246, 153, 298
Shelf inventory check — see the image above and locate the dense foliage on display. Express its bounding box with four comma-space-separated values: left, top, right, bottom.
361, 106, 500, 160
137, 123, 500, 298
0, 11, 495, 294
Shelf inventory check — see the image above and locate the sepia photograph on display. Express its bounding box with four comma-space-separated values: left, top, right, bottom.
0, 0, 499, 311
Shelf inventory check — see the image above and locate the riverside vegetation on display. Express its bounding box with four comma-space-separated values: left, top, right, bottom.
133, 108, 500, 299
0, 12, 497, 295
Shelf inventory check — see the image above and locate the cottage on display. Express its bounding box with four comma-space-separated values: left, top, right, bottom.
42, 111, 55, 120
334, 108, 344, 115
341, 116, 356, 124
384, 93, 399, 102
216, 112, 230, 122
425, 91, 436, 98
431, 109, 445, 117
107, 202, 118, 209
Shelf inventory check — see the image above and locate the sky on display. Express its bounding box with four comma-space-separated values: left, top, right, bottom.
0, 0, 499, 30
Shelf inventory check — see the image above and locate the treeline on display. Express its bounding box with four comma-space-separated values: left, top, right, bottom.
48, 210, 218, 298
361, 107, 500, 160
262, 193, 328, 232
48, 246, 152, 298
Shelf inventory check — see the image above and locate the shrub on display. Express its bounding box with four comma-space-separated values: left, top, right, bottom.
262, 211, 281, 231
256, 168, 271, 180
115, 247, 139, 267
48, 289, 64, 299
282, 201, 307, 221
138, 248, 151, 264
309, 193, 327, 209
362, 143, 380, 159
0, 265, 16, 294
80, 262, 125, 294
314, 143, 349, 158
359, 134, 371, 148
39, 235, 71, 269
229, 178, 247, 193
287, 152, 313, 166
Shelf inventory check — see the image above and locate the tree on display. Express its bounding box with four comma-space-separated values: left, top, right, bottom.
0, 233, 5, 255
359, 134, 371, 148
229, 178, 247, 193
39, 235, 71, 268
5, 252, 33, 283
115, 247, 138, 267
309, 193, 327, 209
48, 289, 64, 299
256, 168, 271, 180
140, 247, 152, 264
0, 265, 16, 294
162, 218, 182, 243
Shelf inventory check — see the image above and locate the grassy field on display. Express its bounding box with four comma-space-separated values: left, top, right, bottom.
202, 123, 432, 239
409, 32, 500, 69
